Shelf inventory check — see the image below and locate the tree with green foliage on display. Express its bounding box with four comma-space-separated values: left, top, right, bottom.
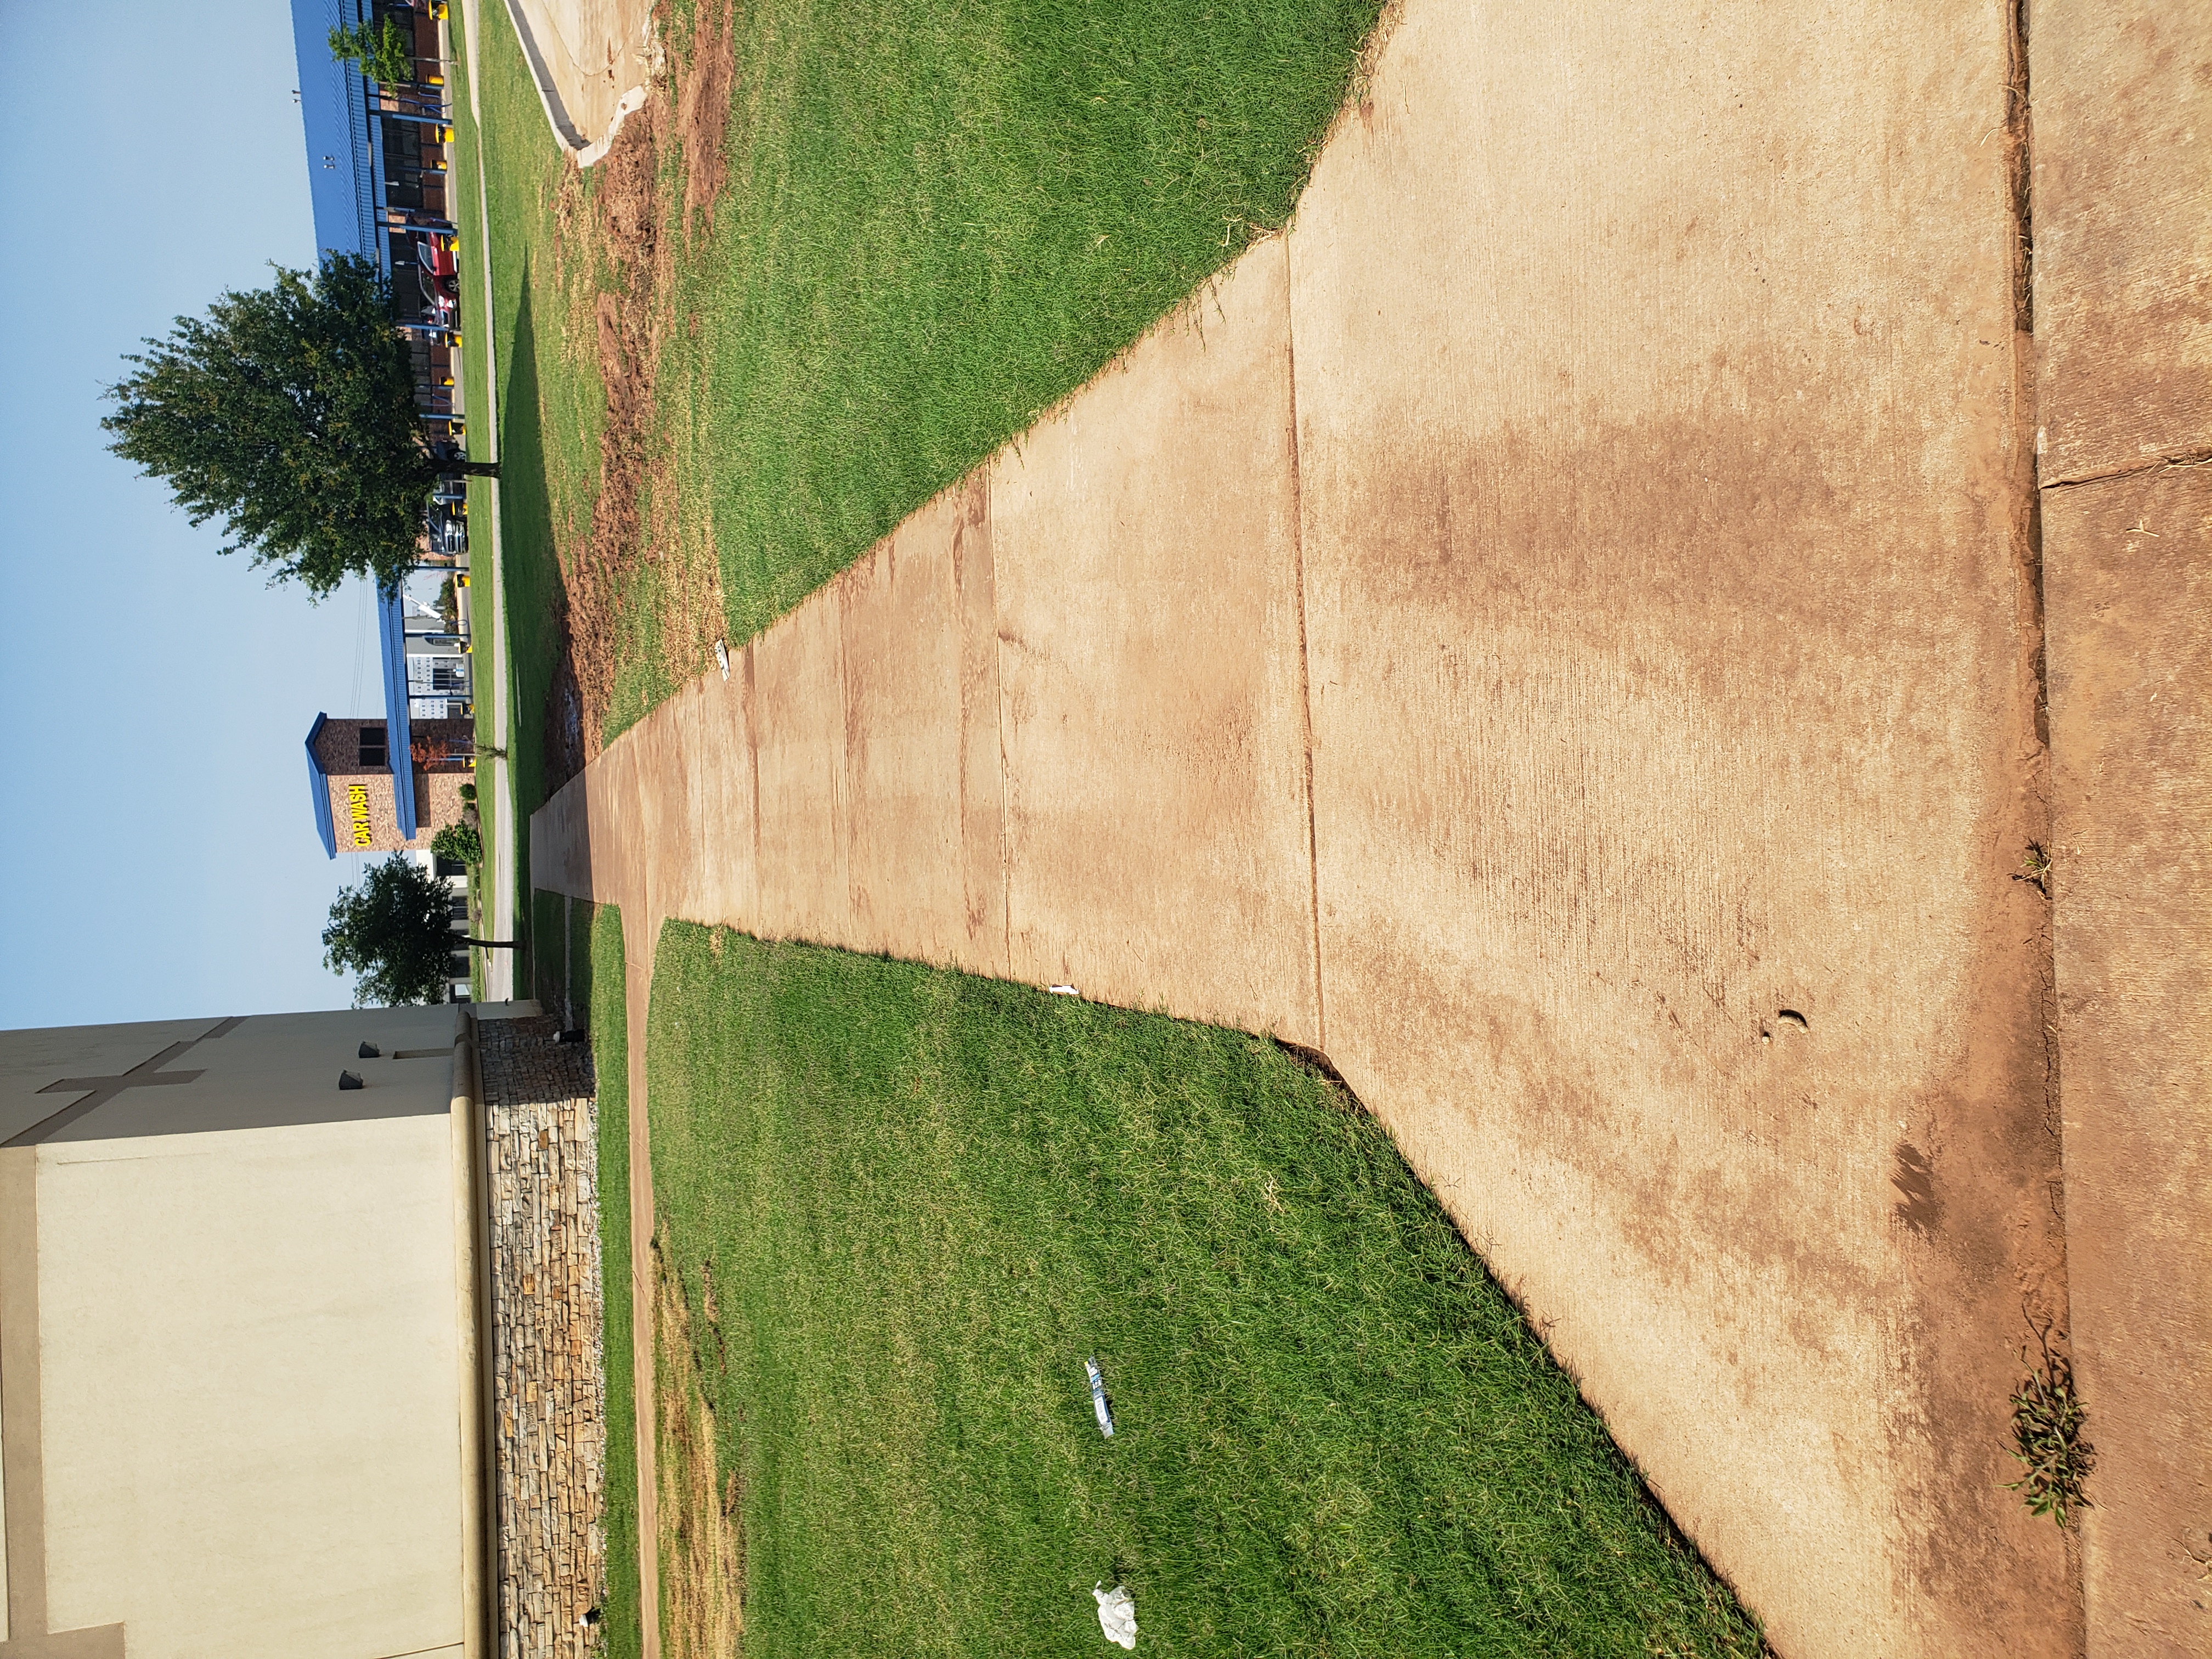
104, 254, 495, 600
324, 854, 512, 1007
329, 16, 418, 87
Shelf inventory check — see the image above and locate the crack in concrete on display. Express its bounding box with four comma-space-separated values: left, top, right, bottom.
2039, 445, 2212, 492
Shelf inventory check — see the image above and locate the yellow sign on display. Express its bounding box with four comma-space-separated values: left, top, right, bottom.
347, 784, 374, 848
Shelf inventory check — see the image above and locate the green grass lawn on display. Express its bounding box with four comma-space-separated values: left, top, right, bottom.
642, 925, 1763, 1657
586, 902, 645, 1659
465, 0, 1385, 787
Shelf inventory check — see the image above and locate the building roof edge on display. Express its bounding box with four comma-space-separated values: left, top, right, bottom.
304, 712, 337, 859
377, 589, 417, 839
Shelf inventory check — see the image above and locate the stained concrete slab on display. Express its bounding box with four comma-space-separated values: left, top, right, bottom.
990, 239, 1318, 1046
838, 479, 1008, 980
635, 680, 697, 932
2031, 3, 2212, 484
2045, 465, 2212, 1658
527, 761, 588, 898
751, 594, 853, 950
688, 654, 761, 932
2033, 16, 2212, 1654
1285, 5, 2067, 1654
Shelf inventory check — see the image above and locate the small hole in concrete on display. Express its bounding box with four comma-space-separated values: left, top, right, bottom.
1776, 1009, 1809, 1030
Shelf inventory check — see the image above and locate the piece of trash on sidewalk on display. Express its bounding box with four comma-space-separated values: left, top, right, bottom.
1049, 984, 1080, 996
714, 638, 731, 680
1093, 1583, 1137, 1649
1086, 1355, 1116, 1437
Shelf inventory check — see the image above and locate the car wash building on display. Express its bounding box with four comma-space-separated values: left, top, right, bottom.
305, 560, 478, 855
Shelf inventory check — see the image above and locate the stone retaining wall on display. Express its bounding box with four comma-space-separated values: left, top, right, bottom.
478, 1015, 606, 1658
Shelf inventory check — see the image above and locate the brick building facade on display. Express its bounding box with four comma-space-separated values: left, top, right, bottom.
309, 713, 475, 853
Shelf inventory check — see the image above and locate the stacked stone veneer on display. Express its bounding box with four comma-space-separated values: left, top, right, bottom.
477, 1015, 607, 1658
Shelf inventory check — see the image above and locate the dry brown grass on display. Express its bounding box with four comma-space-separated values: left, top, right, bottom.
654, 1233, 744, 1658
538, 7, 731, 784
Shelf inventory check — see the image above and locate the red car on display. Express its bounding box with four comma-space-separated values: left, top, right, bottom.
413, 234, 459, 319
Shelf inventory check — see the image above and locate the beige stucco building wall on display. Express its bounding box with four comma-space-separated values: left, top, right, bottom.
38, 1117, 465, 1656
1, 1007, 488, 1659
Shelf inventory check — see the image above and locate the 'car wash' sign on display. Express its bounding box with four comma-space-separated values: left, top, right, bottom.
347, 784, 374, 848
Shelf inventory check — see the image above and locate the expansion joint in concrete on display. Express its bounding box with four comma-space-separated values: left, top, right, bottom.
2007, 0, 2034, 335
988, 478, 1017, 981
1282, 258, 1326, 1058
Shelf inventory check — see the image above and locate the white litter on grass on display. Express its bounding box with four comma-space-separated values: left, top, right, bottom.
1048, 984, 1080, 996
1085, 1356, 1115, 1436
714, 638, 731, 680
1093, 1583, 1137, 1649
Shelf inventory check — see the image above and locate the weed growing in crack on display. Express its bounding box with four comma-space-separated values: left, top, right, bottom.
2004, 1322, 2094, 1527
2016, 843, 2053, 896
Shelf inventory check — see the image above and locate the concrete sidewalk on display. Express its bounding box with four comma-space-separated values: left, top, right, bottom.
2035, 5, 2212, 1652
533, 3, 2211, 1655
499, 0, 656, 166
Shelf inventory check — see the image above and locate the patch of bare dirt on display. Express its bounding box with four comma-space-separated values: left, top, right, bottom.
678, 0, 736, 242
540, 9, 731, 789
654, 1236, 745, 1659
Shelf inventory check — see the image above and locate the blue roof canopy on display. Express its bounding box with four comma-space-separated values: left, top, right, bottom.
377, 588, 418, 839
304, 713, 337, 859
290, 0, 382, 263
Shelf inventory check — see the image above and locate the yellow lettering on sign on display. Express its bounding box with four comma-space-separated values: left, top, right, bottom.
348, 784, 374, 848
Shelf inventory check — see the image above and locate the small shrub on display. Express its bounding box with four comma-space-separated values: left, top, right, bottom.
2005, 1329, 2094, 1527
459, 781, 477, 802
432, 820, 483, 867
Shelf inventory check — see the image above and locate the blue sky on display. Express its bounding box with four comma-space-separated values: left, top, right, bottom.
0, 0, 383, 1027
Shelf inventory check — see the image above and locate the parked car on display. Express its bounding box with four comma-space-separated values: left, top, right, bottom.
428, 498, 467, 557
413, 234, 459, 323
